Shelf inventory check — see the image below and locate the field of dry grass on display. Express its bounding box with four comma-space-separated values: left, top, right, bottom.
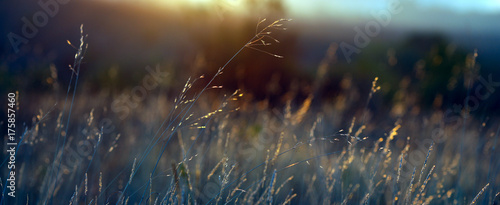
2, 17, 499, 205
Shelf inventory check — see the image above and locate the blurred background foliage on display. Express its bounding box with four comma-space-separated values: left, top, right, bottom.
1, 0, 500, 115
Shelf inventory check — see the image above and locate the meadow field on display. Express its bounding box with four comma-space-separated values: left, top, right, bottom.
1, 0, 500, 204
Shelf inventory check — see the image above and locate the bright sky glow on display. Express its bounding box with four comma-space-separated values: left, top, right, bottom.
416, 0, 500, 13
160, 0, 500, 15
284, 0, 500, 18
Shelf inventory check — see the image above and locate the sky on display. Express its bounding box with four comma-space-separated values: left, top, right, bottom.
414, 0, 500, 13
284, 0, 500, 18
153, 0, 500, 15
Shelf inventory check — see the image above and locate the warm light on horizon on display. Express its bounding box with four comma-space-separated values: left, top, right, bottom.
144, 0, 500, 16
